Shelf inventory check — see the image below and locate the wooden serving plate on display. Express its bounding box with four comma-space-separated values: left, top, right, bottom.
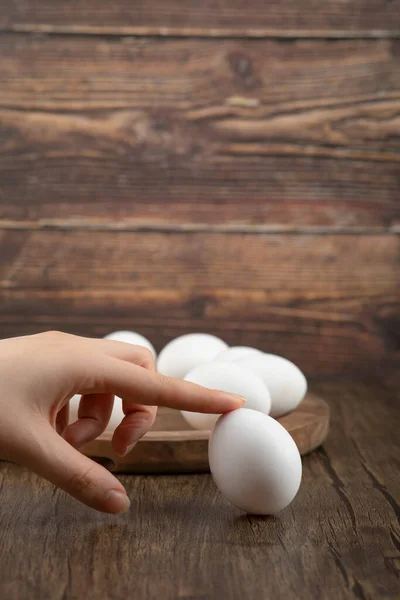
80, 394, 330, 473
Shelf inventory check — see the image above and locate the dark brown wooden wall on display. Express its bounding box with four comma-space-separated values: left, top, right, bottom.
0, 2, 399, 382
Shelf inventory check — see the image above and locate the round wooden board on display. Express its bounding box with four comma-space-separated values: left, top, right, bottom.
80, 394, 330, 474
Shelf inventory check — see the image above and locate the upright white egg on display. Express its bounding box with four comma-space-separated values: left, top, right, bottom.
157, 333, 228, 378
209, 408, 302, 515
181, 362, 271, 430
214, 346, 264, 363
236, 353, 307, 418
104, 330, 156, 358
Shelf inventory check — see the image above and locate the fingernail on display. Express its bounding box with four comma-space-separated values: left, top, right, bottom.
120, 425, 150, 456
104, 490, 131, 514
226, 393, 247, 403
214, 390, 247, 403
121, 442, 137, 457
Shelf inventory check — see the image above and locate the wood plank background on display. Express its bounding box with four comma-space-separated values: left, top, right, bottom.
1, 1, 400, 37
0, 2, 399, 382
0, 35, 399, 229
0, 230, 398, 381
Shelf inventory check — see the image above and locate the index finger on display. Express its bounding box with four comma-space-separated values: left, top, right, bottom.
79, 356, 245, 413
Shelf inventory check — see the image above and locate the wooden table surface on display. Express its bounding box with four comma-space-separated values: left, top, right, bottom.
0, 382, 398, 600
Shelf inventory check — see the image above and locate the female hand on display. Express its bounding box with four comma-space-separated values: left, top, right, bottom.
0, 332, 243, 514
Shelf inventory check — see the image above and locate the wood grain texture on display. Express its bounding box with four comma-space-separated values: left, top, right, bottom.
81, 395, 330, 473
0, 383, 398, 600
1, 1, 400, 37
0, 35, 399, 229
0, 229, 398, 380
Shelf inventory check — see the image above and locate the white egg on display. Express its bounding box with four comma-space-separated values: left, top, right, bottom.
215, 346, 264, 363
181, 362, 271, 430
236, 354, 307, 418
69, 394, 81, 423
104, 330, 156, 358
106, 397, 125, 432
209, 408, 302, 515
157, 333, 228, 378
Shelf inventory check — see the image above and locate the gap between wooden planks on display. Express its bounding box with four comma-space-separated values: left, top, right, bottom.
0, 229, 398, 380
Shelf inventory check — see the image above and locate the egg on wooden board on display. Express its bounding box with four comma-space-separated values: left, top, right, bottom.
236, 354, 307, 418
180, 362, 271, 430
214, 346, 264, 363
209, 408, 302, 515
104, 330, 156, 358
69, 394, 81, 424
106, 397, 125, 432
157, 333, 228, 378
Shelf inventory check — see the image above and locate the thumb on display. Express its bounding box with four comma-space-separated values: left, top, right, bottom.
14, 422, 130, 514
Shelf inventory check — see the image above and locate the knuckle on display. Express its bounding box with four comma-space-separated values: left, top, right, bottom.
152, 373, 174, 405
39, 330, 71, 345
41, 330, 65, 339
130, 410, 154, 430
138, 348, 155, 369
142, 405, 157, 426
68, 464, 96, 495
